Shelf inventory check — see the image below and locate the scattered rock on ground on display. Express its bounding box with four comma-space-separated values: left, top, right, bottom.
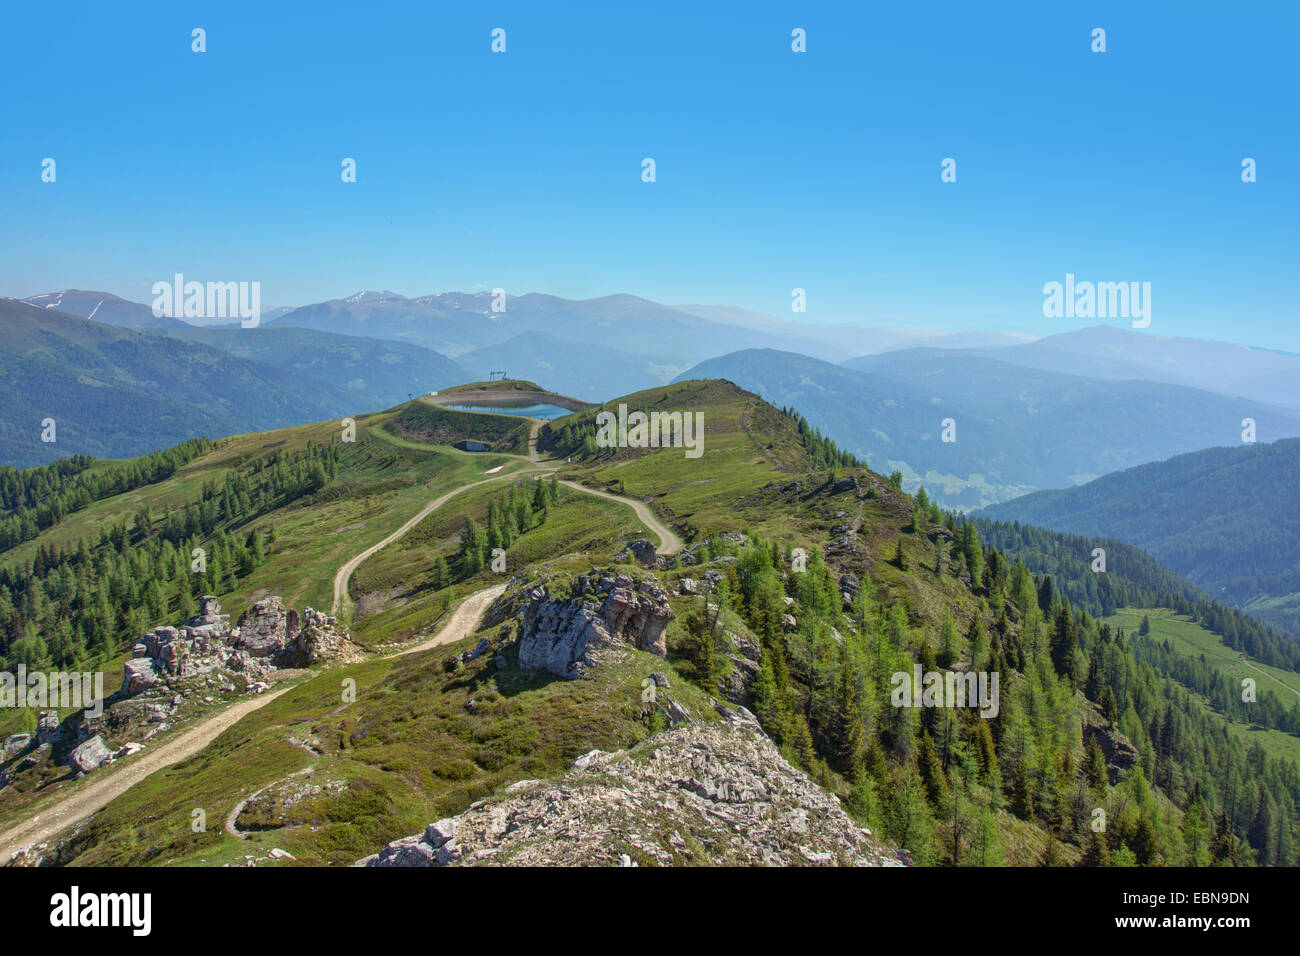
361, 721, 899, 867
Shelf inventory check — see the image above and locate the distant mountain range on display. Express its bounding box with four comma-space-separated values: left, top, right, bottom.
162, 324, 469, 403
22, 290, 188, 330
895, 325, 1300, 412
676, 348, 1300, 509
454, 331, 678, 399
673, 304, 1040, 355
0, 300, 467, 467
24, 286, 1300, 406
981, 438, 1300, 637
264, 290, 850, 363
9, 289, 1299, 508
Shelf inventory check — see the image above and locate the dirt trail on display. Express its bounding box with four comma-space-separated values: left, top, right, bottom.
528, 419, 543, 463
225, 767, 314, 840
558, 480, 682, 554
334, 422, 679, 611
1, 433, 674, 860
396, 583, 507, 658
1240, 658, 1300, 700
0, 686, 295, 859
332, 468, 542, 616
0, 582, 509, 861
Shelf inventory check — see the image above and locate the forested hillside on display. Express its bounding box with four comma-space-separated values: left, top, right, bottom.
0, 300, 467, 468
539, 381, 1300, 865
7, 380, 1299, 868
970, 518, 1300, 673
981, 439, 1300, 637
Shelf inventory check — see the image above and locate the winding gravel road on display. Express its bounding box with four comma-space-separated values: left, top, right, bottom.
0, 422, 679, 861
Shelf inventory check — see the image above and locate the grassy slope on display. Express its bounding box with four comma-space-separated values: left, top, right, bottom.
435, 379, 544, 395
553, 380, 805, 538
3, 411, 525, 610
1103, 607, 1300, 765
554, 380, 992, 637
15, 380, 1170, 865
60, 588, 721, 866
0, 409, 538, 818
348, 482, 645, 645
387, 402, 529, 453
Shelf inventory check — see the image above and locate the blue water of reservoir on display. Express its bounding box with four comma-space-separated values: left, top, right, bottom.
446, 404, 571, 420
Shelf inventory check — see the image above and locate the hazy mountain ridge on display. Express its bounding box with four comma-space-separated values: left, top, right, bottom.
0, 301, 466, 467
915, 325, 1300, 412
679, 348, 1300, 509
21, 290, 188, 330
161, 325, 469, 406
455, 331, 679, 399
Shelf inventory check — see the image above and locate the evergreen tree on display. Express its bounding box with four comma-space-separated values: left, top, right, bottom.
832, 645, 866, 773
938, 611, 959, 668
972, 805, 1005, 866
1081, 830, 1111, 867
1085, 737, 1109, 798
917, 732, 949, 805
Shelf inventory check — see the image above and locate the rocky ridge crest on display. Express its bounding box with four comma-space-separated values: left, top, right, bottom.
361, 708, 898, 867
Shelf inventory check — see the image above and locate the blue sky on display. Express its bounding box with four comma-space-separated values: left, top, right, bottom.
1, 1, 1296, 348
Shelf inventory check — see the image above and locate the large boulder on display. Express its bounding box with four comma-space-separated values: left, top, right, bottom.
1083, 712, 1140, 784
516, 572, 674, 679
188, 595, 224, 627
598, 578, 673, 657
70, 735, 113, 773
35, 711, 60, 745
616, 539, 659, 569
274, 607, 347, 668
236, 597, 289, 657
517, 595, 608, 679
120, 658, 158, 697
184, 596, 227, 652
156, 630, 188, 675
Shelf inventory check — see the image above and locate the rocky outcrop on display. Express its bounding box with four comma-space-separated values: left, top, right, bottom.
119, 596, 353, 702
515, 571, 674, 679
1083, 710, 1140, 784
361, 717, 898, 867
35, 711, 59, 745
120, 658, 158, 697
233, 598, 345, 667
616, 538, 660, 569
69, 734, 113, 773
276, 607, 348, 668
830, 475, 862, 495
236, 597, 290, 657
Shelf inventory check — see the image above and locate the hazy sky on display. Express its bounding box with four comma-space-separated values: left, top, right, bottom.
1, 1, 1296, 348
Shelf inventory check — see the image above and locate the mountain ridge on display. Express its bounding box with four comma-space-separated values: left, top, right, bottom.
980, 438, 1300, 637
